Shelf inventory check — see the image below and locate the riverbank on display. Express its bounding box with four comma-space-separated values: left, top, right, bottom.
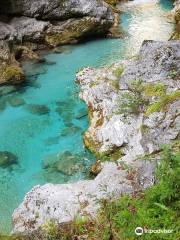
0, 0, 179, 237
12, 39, 180, 236
0, 0, 115, 86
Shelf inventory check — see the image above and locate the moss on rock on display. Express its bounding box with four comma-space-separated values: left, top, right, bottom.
0, 64, 24, 85
45, 17, 112, 47
105, 0, 118, 7
145, 91, 180, 116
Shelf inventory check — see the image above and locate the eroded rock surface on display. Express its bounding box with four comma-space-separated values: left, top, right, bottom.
13, 159, 154, 233
0, 0, 114, 46
0, 0, 114, 85
77, 40, 180, 157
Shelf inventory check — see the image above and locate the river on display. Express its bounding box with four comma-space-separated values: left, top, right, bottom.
0, 0, 174, 234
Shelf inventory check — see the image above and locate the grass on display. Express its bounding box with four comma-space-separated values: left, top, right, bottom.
145, 91, 180, 116
144, 83, 166, 97
116, 79, 180, 117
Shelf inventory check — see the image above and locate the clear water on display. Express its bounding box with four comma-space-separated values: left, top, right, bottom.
0, 0, 174, 233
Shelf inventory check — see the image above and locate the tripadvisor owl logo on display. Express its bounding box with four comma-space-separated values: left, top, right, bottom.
135, 227, 144, 236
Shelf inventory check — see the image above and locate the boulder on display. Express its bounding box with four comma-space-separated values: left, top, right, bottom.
7, 96, 25, 107
0, 0, 113, 21
0, 151, 18, 168
0, 0, 114, 46
26, 104, 50, 115
10, 17, 50, 43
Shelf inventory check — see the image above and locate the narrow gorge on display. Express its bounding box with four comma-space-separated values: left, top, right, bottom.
0, 0, 179, 239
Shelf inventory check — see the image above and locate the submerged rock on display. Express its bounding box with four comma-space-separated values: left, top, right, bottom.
8, 96, 25, 107
61, 125, 82, 137
0, 99, 7, 112
44, 136, 60, 146
75, 108, 87, 119
26, 104, 50, 115
43, 151, 85, 176
0, 85, 17, 96
0, 151, 18, 168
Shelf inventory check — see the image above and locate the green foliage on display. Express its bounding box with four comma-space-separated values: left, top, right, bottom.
117, 79, 147, 115
97, 146, 180, 240
113, 65, 125, 79
168, 70, 178, 78
104, 0, 118, 7
117, 80, 180, 117
144, 83, 166, 97
94, 148, 123, 162
145, 91, 180, 116
41, 221, 59, 239
58, 145, 180, 240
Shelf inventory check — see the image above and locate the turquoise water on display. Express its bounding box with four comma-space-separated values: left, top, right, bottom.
0, 0, 174, 233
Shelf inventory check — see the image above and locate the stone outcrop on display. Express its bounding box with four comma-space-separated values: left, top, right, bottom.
0, 0, 114, 46
13, 159, 155, 234
0, 0, 114, 85
0, 40, 25, 85
12, 40, 180, 234
78, 40, 180, 157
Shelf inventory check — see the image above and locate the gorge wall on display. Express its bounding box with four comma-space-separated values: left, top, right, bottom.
0, 0, 114, 85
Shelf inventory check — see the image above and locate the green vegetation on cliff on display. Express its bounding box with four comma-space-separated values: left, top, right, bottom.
0, 65, 24, 85
105, 0, 118, 7
4, 145, 178, 240
61, 145, 179, 240
64, 145, 179, 240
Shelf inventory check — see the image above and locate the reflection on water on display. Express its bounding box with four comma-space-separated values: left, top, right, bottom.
0, 0, 174, 234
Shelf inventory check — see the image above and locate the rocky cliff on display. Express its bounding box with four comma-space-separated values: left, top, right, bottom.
12, 40, 180, 234
0, 0, 114, 85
